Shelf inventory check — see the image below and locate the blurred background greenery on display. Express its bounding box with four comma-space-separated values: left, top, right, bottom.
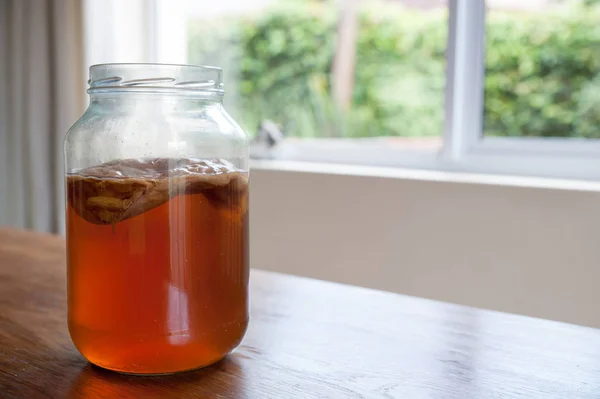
188, 0, 600, 139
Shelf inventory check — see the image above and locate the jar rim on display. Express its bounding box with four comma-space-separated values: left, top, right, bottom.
88, 63, 224, 96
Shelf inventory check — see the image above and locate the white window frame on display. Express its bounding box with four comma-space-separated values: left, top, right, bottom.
443, 0, 600, 181
84, 0, 600, 181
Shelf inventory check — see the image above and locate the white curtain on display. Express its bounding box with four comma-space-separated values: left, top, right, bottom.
0, 0, 85, 234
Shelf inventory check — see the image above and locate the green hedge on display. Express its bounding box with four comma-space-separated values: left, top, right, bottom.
485, 5, 600, 138
189, 1, 600, 138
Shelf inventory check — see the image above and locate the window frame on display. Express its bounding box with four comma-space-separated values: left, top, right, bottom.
444, 0, 600, 180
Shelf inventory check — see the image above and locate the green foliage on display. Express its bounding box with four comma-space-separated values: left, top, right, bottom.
237, 4, 338, 137
351, 4, 447, 138
189, 1, 600, 138
485, 4, 600, 137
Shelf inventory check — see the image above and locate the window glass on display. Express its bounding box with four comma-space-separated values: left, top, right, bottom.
484, 0, 600, 138
187, 0, 447, 151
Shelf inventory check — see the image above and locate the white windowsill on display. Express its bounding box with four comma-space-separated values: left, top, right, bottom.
250, 136, 600, 184
250, 159, 600, 193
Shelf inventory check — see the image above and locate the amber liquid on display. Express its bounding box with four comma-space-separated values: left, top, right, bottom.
66, 159, 248, 374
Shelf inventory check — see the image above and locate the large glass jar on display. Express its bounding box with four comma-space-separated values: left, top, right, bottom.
64, 64, 249, 375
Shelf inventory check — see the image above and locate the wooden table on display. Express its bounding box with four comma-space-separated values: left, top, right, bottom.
2, 228, 600, 399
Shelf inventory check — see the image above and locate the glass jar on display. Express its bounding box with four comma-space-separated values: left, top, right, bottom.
64, 64, 249, 375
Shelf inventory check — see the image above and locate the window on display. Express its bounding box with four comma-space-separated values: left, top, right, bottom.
85, 0, 600, 181
187, 0, 448, 153
445, 0, 600, 180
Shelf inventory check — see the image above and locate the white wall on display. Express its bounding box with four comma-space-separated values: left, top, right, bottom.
249, 163, 600, 328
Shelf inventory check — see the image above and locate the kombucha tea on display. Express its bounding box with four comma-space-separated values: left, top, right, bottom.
66, 158, 248, 374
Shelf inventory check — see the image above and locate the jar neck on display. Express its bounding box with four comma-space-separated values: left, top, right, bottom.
89, 92, 222, 103
88, 92, 223, 114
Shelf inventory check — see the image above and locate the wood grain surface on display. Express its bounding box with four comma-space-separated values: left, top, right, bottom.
2, 227, 600, 398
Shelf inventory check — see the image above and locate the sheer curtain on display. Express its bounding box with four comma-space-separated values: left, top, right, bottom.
0, 0, 85, 234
